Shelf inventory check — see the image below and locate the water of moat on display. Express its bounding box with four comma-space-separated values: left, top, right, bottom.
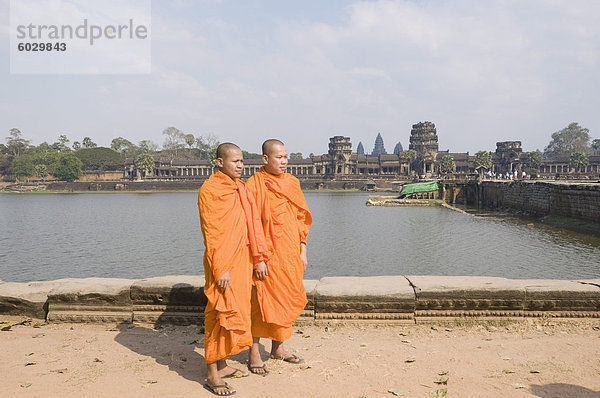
1, 192, 599, 283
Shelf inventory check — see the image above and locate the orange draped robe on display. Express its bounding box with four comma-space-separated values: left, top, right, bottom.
246, 168, 312, 342
198, 170, 269, 363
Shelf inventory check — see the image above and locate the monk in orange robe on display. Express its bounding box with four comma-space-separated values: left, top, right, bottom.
198, 143, 269, 396
246, 139, 312, 374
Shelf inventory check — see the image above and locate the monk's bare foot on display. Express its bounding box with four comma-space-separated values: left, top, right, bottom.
248, 344, 269, 375
217, 365, 248, 379
206, 361, 237, 395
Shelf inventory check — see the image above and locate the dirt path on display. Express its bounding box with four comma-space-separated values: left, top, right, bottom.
1, 316, 599, 397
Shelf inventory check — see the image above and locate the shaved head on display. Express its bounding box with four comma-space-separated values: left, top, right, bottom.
262, 139, 285, 156
216, 142, 241, 160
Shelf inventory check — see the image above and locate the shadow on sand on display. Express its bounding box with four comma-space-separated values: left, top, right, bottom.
530, 383, 600, 398
112, 284, 271, 385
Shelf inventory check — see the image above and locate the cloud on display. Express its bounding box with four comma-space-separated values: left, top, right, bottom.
1, 0, 599, 154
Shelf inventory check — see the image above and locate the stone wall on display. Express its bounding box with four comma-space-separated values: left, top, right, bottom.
44, 180, 207, 192
78, 171, 124, 182
479, 181, 600, 222
1, 275, 598, 325
24, 178, 397, 192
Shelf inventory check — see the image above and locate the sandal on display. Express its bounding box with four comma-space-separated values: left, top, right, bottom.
204, 382, 236, 396
271, 354, 304, 364
222, 368, 248, 379
247, 363, 270, 375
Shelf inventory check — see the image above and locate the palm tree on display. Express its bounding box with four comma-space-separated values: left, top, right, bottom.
135, 153, 155, 180
401, 149, 417, 176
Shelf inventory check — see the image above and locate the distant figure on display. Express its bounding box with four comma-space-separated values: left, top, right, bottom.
197, 143, 270, 396
246, 139, 313, 374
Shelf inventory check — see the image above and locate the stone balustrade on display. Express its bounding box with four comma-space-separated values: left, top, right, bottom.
1, 276, 599, 324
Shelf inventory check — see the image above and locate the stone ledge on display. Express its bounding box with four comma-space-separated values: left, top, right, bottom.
516, 279, 600, 313
0, 275, 598, 325
408, 275, 526, 323
0, 279, 70, 319
131, 275, 206, 325
47, 278, 135, 323
297, 279, 319, 325
314, 276, 415, 323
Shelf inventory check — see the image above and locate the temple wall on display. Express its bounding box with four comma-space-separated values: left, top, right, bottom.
479, 181, 600, 222
1, 276, 598, 325
33, 178, 399, 192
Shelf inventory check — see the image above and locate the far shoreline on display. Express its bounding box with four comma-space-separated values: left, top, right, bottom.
0, 188, 367, 194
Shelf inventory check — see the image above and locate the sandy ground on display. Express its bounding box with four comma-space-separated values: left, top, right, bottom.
0, 316, 599, 398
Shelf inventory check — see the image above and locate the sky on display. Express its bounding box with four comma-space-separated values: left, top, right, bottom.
1, 0, 599, 156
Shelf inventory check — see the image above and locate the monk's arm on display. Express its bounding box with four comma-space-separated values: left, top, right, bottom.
300, 242, 308, 271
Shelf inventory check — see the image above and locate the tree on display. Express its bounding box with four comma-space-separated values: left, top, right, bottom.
139, 140, 159, 154
82, 137, 97, 148
52, 134, 71, 152
543, 122, 591, 159
72, 141, 81, 151
242, 150, 262, 160
10, 155, 35, 182
162, 127, 185, 157
289, 153, 303, 160
592, 139, 600, 155
195, 133, 220, 162
75, 147, 124, 171
207, 145, 219, 168
184, 134, 195, 149
474, 150, 492, 170
0, 154, 10, 175
526, 151, 543, 174
401, 149, 417, 175
439, 154, 456, 174
54, 153, 83, 181
401, 149, 417, 162
6, 128, 31, 157
135, 153, 155, 179
111, 137, 138, 157
31, 145, 59, 176
34, 164, 49, 182
569, 152, 589, 172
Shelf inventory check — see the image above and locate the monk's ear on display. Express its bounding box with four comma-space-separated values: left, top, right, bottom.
216, 157, 224, 168
262, 154, 269, 165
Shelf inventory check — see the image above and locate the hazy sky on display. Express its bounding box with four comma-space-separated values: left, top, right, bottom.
1, 0, 599, 156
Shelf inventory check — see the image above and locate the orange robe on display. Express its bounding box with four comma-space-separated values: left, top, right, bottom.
198, 170, 269, 363
246, 168, 312, 342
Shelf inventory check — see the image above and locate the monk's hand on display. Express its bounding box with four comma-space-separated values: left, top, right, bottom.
300, 243, 308, 271
254, 261, 268, 280
216, 271, 231, 292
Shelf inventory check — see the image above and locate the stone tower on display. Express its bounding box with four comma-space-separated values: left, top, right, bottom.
371, 133, 387, 156
409, 121, 439, 175
328, 136, 352, 175
393, 141, 403, 155
495, 141, 522, 174
356, 141, 365, 155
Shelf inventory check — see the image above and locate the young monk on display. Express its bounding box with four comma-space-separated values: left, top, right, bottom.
198, 143, 270, 396
245, 139, 312, 374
